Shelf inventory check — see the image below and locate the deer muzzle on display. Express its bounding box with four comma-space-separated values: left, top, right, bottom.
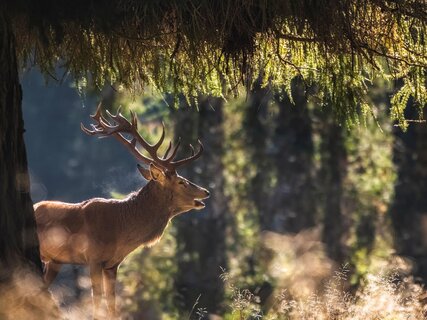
194, 189, 210, 209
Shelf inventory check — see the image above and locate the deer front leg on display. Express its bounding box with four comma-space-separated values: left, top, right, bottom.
103, 265, 119, 319
43, 261, 62, 286
90, 263, 104, 320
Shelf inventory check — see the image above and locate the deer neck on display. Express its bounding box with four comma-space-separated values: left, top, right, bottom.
119, 181, 173, 250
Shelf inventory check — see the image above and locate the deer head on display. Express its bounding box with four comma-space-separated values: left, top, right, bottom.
81, 103, 210, 215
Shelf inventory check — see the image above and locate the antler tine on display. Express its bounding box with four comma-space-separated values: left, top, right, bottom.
81, 103, 108, 135
81, 104, 127, 137
189, 144, 195, 156
152, 122, 166, 151
81, 104, 155, 166
105, 106, 122, 122
82, 103, 204, 172
162, 141, 172, 160
91, 102, 104, 121
104, 109, 152, 149
131, 110, 138, 128
105, 108, 133, 132
80, 122, 96, 135
171, 139, 204, 169
105, 110, 170, 169
164, 137, 181, 162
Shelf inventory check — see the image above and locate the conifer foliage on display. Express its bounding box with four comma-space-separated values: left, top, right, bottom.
9, 0, 427, 122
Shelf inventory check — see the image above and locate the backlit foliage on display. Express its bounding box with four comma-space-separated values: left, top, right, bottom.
10, 0, 426, 124
119, 229, 179, 320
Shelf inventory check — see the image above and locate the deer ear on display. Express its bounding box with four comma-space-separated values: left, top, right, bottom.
149, 163, 165, 181
137, 164, 151, 180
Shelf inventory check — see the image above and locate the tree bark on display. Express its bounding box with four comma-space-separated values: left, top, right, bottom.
0, 4, 42, 279
391, 103, 427, 282
318, 106, 348, 263
243, 81, 274, 231
0, 7, 59, 319
173, 98, 228, 318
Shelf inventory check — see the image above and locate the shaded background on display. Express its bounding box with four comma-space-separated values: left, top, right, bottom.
22, 69, 427, 319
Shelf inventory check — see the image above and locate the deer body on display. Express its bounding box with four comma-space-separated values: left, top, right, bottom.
36, 182, 172, 267
35, 104, 209, 319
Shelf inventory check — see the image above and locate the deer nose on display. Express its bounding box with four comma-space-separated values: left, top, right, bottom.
204, 190, 210, 198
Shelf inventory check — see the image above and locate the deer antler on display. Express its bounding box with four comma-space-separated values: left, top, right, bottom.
81, 103, 203, 172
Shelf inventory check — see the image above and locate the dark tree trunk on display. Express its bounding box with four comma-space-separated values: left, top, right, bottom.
0, 6, 58, 319
318, 106, 348, 263
0, 5, 42, 279
266, 81, 316, 233
243, 81, 274, 230
391, 103, 427, 283
173, 98, 228, 318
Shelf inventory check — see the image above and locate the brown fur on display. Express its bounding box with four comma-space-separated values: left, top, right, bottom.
35, 167, 209, 319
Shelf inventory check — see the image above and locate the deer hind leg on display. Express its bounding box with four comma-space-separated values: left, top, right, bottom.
43, 261, 62, 286
89, 263, 104, 320
103, 265, 119, 319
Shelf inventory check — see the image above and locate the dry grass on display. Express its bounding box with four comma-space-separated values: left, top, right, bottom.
223, 230, 427, 320
1, 230, 426, 319
260, 271, 426, 320
0, 266, 60, 320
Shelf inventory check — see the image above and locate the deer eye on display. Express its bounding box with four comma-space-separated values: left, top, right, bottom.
178, 180, 189, 187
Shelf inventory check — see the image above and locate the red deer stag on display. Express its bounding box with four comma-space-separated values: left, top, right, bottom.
34, 104, 210, 319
